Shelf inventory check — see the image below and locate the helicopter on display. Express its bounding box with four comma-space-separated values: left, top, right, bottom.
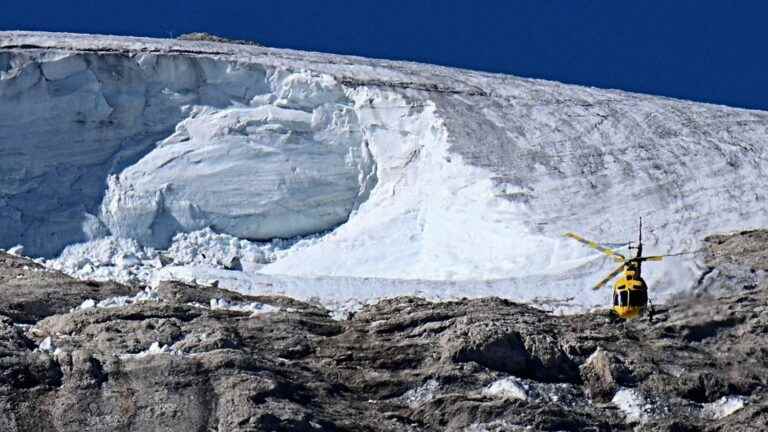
564, 218, 664, 320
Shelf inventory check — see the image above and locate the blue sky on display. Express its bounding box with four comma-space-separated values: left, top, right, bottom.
3, 1, 767, 110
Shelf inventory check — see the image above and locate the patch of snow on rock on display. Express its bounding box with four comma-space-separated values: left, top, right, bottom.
75, 288, 160, 311
119, 342, 178, 359
701, 395, 748, 420
7, 245, 24, 256
482, 376, 581, 407
464, 420, 529, 432
612, 387, 654, 423
208, 298, 279, 316
401, 379, 440, 408
37, 336, 56, 353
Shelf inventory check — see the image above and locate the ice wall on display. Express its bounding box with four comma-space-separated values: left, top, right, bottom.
0, 40, 373, 255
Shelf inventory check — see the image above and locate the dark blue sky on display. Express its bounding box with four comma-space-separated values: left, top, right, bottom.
3, 1, 767, 110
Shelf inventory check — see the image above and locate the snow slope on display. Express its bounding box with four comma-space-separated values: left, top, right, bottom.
2, 32, 768, 312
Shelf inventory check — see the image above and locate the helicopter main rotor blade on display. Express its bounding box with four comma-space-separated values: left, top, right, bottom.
592, 264, 624, 290
639, 256, 664, 262
592, 263, 626, 290
564, 232, 626, 262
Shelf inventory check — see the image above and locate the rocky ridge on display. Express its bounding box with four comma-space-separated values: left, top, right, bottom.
0, 230, 767, 431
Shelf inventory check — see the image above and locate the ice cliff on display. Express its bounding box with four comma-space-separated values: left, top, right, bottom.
0, 33, 374, 254
1, 32, 767, 310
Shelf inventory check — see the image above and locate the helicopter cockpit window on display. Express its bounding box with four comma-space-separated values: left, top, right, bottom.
630, 288, 647, 307
618, 290, 629, 307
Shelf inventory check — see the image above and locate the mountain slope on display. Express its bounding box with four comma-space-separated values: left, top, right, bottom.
1, 32, 767, 311
1, 230, 766, 431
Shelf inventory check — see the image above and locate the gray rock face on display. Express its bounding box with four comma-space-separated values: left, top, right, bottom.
1, 230, 768, 430
579, 347, 630, 402
0, 252, 138, 323
695, 229, 768, 295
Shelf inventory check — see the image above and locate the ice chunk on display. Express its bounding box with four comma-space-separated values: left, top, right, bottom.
401, 379, 439, 408
78, 299, 96, 310
701, 395, 748, 420
115, 253, 141, 269
612, 387, 653, 423
119, 341, 176, 359
483, 377, 529, 401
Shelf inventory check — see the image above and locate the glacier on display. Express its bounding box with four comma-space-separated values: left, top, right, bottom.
1, 31, 768, 313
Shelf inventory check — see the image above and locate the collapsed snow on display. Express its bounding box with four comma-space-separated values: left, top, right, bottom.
46, 228, 318, 285
3, 32, 768, 314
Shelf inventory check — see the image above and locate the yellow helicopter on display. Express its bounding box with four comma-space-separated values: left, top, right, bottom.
565, 218, 664, 319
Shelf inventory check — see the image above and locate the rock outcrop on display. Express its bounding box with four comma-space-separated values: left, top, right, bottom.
0, 230, 767, 431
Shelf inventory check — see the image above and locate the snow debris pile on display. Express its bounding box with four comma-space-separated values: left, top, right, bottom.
3, 32, 768, 315
464, 421, 528, 432
164, 228, 321, 271
47, 237, 160, 285
46, 228, 316, 286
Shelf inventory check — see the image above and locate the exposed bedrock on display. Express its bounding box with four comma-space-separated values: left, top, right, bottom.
0, 49, 374, 255
0, 229, 767, 431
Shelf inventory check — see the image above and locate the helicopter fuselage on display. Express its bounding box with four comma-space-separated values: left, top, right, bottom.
564, 218, 662, 320
611, 262, 648, 319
